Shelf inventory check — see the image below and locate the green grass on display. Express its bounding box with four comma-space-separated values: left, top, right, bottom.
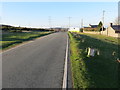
1, 31, 53, 50
69, 32, 119, 88
80, 33, 119, 45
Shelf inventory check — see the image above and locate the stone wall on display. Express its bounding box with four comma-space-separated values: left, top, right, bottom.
83, 31, 100, 34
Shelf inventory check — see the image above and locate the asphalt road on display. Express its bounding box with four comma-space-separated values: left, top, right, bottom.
2, 32, 68, 88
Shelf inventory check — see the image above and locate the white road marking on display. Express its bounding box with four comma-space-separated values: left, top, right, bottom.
62, 34, 68, 89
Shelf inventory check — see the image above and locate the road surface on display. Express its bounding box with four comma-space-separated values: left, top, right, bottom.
2, 32, 68, 88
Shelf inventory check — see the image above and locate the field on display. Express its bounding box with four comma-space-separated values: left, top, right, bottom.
1, 31, 53, 50
69, 32, 119, 88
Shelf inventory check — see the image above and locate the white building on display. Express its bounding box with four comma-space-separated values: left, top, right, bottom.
68, 27, 80, 32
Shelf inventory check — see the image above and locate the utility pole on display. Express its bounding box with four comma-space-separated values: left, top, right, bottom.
102, 10, 105, 34
68, 17, 72, 28
81, 19, 83, 28
49, 16, 51, 28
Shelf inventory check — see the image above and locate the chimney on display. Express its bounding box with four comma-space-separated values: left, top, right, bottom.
110, 23, 113, 27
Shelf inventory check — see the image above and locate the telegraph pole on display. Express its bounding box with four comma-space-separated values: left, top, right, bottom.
81, 19, 83, 28
49, 16, 51, 28
68, 17, 72, 28
102, 10, 105, 34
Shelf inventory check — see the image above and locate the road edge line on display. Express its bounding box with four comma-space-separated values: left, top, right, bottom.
62, 34, 68, 89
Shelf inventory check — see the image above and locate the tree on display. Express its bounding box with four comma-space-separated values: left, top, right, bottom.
97, 21, 103, 31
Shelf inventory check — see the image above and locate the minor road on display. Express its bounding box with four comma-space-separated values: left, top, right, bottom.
2, 32, 68, 88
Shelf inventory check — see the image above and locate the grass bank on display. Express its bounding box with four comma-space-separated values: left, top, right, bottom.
1, 31, 53, 50
68, 32, 119, 88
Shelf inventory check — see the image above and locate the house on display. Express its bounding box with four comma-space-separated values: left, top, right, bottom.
102, 23, 120, 37
68, 27, 80, 32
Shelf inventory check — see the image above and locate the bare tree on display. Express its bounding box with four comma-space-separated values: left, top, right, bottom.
114, 16, 120, 25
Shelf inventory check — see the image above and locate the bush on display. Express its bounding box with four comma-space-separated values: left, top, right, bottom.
83, 28, 98, 31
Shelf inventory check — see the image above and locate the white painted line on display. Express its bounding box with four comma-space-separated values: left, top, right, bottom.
62, 34, 68, 89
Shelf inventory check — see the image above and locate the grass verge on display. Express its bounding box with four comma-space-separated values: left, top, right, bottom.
1, 31, 53, 50
68, 32, 119, 88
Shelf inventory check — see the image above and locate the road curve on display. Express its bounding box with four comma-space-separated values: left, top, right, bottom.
2, 32, 67, 88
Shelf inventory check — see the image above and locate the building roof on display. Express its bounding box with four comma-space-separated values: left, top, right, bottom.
89, 24, 98, 28
109, 24, 120, 33
83, 27, 90, 28
111, 25, 120, 31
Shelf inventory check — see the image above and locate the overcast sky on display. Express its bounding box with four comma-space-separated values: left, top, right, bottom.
1, 2, 119, 28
